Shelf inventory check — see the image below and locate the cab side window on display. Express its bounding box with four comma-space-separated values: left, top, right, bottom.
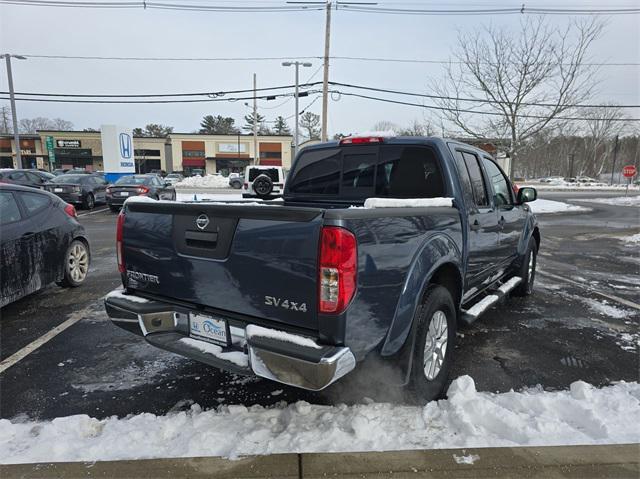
461, 152, 489, 207
481, 158, 513, 207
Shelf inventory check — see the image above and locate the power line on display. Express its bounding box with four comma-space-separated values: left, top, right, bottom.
0, 82, 322, 98
14, 53, 640, 67
329, 82, 640, 109
331, 90, 640, 121
2, 0, 639, 15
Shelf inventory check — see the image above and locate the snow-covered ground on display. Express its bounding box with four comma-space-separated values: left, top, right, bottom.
527, 199, 590, 214
523, 182, 639, 191
1, 376, 638, 464
174, 175, 230, 189
574, 195, 640, 208
620, 233, 640, 244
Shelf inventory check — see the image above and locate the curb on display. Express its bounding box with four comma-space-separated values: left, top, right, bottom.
2, 444, 638, 478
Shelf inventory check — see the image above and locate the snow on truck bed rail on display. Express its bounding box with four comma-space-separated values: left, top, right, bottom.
363, 197, 454, 208
1, 377, 638, 464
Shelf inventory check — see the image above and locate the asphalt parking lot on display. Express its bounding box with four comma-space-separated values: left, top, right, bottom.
0, 191, 638, 420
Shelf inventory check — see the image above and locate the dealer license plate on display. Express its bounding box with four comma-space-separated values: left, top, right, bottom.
120, 192, 129, 197
54, 188, 63, 192
189, 313, 228, 346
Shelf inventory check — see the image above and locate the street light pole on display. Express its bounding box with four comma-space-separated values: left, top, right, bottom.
2, 54, 26, 169
282, 61, 312, 158
253, 73, 258, 166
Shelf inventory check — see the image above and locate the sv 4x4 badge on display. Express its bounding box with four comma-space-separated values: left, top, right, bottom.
265, 296, 308, 312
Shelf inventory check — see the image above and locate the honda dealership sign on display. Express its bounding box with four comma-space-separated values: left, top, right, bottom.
101, 125, 135, 182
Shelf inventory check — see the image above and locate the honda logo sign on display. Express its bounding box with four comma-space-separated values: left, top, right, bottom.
119, 133, 132, 159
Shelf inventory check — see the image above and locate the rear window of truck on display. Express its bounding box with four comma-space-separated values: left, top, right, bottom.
287, 145, 445, 199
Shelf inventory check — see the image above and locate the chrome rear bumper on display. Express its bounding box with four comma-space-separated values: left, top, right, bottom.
104, 289, 355, 391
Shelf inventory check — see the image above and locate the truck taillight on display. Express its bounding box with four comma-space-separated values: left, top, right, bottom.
339, 136, 385, 145
319, 226, 357, 314
116, 210, 125, 273
243, 183, 248, 189
136, 186, 149, 194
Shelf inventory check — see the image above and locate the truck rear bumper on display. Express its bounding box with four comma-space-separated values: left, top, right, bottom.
104, 289, 356, 391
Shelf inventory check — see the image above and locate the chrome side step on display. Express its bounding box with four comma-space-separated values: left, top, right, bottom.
460, 276, 522, 325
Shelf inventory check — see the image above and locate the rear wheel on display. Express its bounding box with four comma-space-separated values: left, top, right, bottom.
57, 240, 90, 288
83, 193, 95, 210
513, 237, 537, 296
409, 285, 457, 402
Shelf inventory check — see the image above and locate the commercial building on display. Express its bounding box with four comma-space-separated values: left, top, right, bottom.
0, 131, 293, 175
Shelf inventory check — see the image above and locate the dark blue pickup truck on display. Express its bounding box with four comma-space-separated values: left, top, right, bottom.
104, 136, 539, 400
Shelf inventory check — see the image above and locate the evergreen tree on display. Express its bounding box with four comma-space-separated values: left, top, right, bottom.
273, 116, 291, 135
200, 115, 239, 134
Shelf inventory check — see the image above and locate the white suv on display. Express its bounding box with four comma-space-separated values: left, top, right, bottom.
242, 165, 286, 199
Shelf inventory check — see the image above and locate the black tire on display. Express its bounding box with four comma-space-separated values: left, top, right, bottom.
56, 239, 90, 288
513, 237, 537, 296
109, 205, 120, 213
409, 285, 457, 402
253, 174, 274, 199
83, 193, 95, 210
232, 181, 242, 189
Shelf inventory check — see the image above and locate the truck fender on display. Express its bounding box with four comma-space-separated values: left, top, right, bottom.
380, 232, 462, 357
517, 215, 540, 258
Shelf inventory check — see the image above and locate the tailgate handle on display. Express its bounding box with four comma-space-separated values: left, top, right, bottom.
185, 230, 218, 249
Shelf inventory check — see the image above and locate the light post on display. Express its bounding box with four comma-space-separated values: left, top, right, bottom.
1, 54, 26, 169
282, 61, 312, 158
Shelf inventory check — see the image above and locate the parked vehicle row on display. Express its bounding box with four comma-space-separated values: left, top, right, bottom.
106, 174, 176, 212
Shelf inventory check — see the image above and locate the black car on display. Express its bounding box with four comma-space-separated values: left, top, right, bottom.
0, 169, 55, 189
45, 174, 108, 210
106, 174, 176, 212
0, 184, 90, 308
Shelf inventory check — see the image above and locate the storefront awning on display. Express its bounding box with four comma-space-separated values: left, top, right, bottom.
182, 158, 205, 167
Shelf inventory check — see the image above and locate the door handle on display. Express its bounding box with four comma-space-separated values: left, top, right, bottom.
470, 220, 481, 231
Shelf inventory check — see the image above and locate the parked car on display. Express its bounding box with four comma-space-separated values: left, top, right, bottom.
228, 172, 244, 189
1, 184, 90, 307
164, 173, 184, 185
45, 174, 108, 209
242, 165, 285, 199
104, 136, 539, 400
0, 169, 55, 189
106, 174, 176, 212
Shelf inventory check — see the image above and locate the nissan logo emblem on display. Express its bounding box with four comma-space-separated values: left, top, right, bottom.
195, 214, 209, 230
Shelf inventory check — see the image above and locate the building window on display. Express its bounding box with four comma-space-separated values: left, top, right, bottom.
134, 149, 161, 157
183, 150, 205, 158
260, 151, 282, 159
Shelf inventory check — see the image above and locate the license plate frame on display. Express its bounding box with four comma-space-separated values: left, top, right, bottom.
189, 312, 229, 346
54, 188, 63, 192
120, 192, 129, 197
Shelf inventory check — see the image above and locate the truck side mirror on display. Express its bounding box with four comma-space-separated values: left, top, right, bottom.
517, 187, 537, 204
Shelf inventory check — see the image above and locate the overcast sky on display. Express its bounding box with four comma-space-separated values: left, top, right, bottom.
1, 0, 638, 135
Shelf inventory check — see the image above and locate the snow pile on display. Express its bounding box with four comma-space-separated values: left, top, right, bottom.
578, 195, 640, 207
621, 233, 640, 244
349, 130, 396, 138
175, 175, 230, 189
246, 325, 321, 349
363, 197, 454, 209
527, 199, 590, 214
104, 288, 149, 304
2, 377, 638, 464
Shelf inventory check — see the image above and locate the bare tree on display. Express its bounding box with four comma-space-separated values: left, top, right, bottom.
299, 112, 321, 140
0, 106, 11, 134
398, 119, 434, 136
371, 120, 400, 133
581, 105, 627, 176
432, 16, 603, 176
19, 116, 74, 133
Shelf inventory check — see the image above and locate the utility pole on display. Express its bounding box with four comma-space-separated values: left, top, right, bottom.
568, 153, 575, 179
253, 73, 258, 166
2, 54, 26, 169
610, 134, 619, 185
321, 1, 331, 142
282, 61, 312, 157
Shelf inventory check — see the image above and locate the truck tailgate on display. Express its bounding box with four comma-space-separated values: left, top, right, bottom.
122, 201, 324, 331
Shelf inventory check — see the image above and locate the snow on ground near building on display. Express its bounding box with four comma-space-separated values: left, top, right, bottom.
2, 377, 639, 464
175, 175, 230, 189
527, 199, 591, 214
574, 195, 640, 208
